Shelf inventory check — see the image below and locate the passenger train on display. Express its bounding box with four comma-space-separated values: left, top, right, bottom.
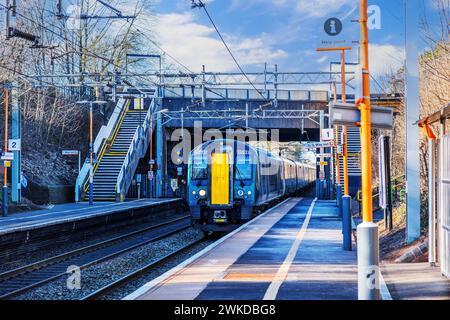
187, 139, 315, 232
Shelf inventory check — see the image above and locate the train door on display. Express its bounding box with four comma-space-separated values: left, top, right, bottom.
210, 152, 230, 205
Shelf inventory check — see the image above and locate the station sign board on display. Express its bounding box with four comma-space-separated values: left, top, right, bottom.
319, 171, 325, 181
316, 153, 332, 158
62, 150, 79, 156
84, 154, 98, 164
318, 13, 359, 50
304, 141, 334, 149
1, 152, 14, 161
330, 102, 394, 129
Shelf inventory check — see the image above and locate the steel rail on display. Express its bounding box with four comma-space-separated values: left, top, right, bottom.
80, 238, 206, 300
0, 216, 191, 300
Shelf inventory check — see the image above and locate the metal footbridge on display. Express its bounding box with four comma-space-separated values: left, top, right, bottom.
75, 91, 158, 202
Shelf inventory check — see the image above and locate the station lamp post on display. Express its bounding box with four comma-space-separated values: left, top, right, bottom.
77, 99, 107, 206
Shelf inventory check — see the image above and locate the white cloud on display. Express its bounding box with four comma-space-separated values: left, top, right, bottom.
369, 43, 405, 77
317, 44, 405, 78
295, 0, 355, 18
228, 0, 355, 18
154, 12, 287, 72
316, 55, 328, 64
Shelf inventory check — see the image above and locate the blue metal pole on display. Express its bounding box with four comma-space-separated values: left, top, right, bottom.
11, 85, 21, 203
336, 184, 343, 217
342, 195, 352, 250
2, 84, 9, 217
156, 112, 164, 198
2, 186, 7, 217
89, 102, 94, 206
89, 174, 94, 205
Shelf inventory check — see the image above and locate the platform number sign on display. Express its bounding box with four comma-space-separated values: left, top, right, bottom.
8, 139, 21, 151
321, 129, 334, 141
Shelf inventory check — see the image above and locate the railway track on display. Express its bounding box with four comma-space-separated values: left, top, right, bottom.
0, 216, 191, 300
80, 238, 207, 300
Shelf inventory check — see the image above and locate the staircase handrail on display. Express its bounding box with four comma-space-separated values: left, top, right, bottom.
75, 97, 128, 201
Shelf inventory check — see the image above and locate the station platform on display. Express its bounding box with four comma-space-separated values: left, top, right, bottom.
0, 198, 182, 236
126, 197, 359, 300
381, 262, 450, 300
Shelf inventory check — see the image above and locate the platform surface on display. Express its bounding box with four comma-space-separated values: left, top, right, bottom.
126, 197, 359, 300
382, 262, 450, 300
0, 198, 181, 235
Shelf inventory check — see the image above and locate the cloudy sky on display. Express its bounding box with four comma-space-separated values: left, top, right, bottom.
136, 0, 442, 79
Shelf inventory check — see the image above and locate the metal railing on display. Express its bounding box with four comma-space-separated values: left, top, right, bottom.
162, 87, 329, 102
356, 175, 406, 214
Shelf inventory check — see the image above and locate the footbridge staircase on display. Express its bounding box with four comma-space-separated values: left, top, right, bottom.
75, 92, 157, 202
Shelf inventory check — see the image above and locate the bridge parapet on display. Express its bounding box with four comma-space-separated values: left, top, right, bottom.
162, 87, 329, 102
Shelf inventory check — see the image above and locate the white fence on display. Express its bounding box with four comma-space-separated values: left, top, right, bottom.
439, 134, 450, 277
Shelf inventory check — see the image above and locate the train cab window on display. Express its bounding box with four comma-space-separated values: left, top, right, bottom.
191, 155, 207, 180
192, 164, 207, 180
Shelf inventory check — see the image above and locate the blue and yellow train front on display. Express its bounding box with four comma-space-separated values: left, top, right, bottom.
187, 141, 256, 232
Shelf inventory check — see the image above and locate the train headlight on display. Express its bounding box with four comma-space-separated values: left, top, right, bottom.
199, 189, 207, 197
237, 189, 244, 197
192, 190, 196, 195
247, 190, 252, 195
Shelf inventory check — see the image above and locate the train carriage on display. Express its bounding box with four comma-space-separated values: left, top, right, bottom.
187, 139, 315, 232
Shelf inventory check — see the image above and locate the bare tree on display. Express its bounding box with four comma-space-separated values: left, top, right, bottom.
0, 0, 157, 186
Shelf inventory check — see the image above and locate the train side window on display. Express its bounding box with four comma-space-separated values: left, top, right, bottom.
235, 153, 252, 180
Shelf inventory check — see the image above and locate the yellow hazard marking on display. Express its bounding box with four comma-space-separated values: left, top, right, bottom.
224, 273, 275, 281
211, 153, 229, 205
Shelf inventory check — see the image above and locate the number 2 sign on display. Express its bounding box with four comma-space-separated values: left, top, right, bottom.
8, 139, 21, 151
